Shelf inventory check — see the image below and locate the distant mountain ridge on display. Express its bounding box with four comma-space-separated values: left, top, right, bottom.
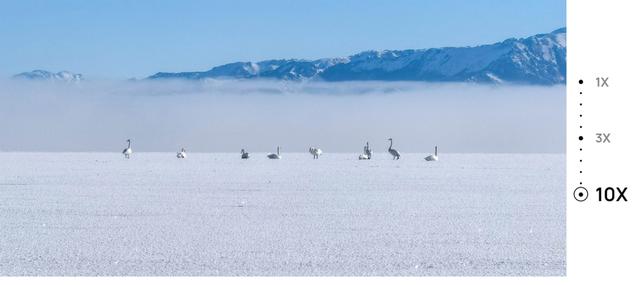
13, 70, 83, 82
149, 28, 566, 85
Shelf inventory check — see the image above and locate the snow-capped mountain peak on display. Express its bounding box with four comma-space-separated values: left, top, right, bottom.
13, 70, 83, 82
148, 28, 566, 85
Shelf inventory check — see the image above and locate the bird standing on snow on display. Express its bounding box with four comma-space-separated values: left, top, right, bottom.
387, 138, 400, 160
309, 147, 322, 159
424, 146, 438, 161
267, 146, 281, 159
122, 139, 132, 159
177, 148, 187, 159
359, 141, 372, 160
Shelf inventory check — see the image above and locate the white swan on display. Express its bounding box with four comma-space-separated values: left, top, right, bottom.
267, 146, 281, 159
176, 148, 186, 159
425, 146, 438, 161
241, 149, 250, 159
359, 142, 372, 160
309, 147, 322, 159
387, 138, 400, 160
364, 142, 372, 159
122, 139, 132, 159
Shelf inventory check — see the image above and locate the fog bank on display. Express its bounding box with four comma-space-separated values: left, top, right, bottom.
0, 80, 565, 153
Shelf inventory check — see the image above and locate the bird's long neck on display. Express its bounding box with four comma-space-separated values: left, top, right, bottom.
277, 147, 280, 155
127, 141, 131, 148
435, 146, 438, 156
388, 139, 393, 150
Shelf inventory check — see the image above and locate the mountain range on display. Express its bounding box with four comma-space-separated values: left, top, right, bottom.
13, 70, 83, 82
12, 28, 566, 85
149, 28, 566, 85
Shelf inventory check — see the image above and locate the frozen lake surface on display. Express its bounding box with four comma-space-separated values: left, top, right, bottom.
0, 152, 565, 276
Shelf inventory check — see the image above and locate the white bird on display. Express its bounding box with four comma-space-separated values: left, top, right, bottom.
241, 149, 250, 159
176, 148, 187, 159
359, 142, 372, 160
267, 146, 281, 159
364, 142, 372, 159
425, 146, 438, 161
309, 147, 322, 159
122, 139, 132, 159
387, 138, 400, 160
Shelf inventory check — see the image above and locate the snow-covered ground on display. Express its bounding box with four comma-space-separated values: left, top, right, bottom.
0, 152, 565, 276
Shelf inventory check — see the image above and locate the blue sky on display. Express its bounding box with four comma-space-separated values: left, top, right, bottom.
0, 0, 565, 79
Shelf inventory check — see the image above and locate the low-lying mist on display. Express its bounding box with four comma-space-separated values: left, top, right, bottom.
0, 79, 565, 153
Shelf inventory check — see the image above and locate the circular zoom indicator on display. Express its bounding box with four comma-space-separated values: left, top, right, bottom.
574, 187, 589, 202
